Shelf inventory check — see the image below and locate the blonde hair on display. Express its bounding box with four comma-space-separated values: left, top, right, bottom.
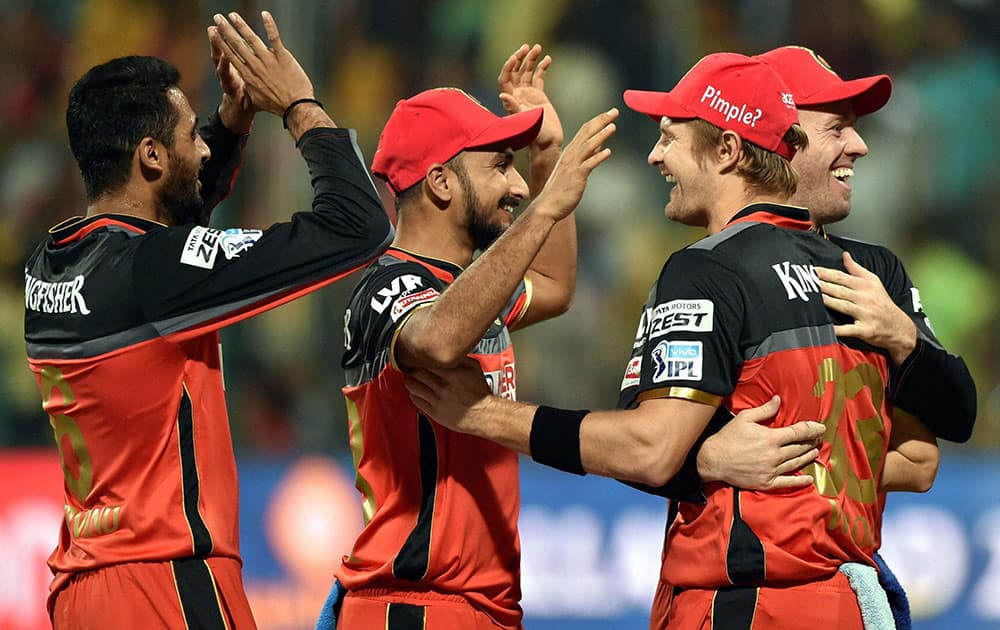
690, 120, 808, 198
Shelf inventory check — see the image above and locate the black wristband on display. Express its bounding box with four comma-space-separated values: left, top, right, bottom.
529, 406, 588, 475
282, 98, 324, 129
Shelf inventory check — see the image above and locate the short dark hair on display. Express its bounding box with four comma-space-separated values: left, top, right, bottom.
690, 119, 809, 198
393, 153, 467, 212
66, 56, 182, 201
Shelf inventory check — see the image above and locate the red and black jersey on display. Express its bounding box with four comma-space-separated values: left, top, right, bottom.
618, 204, 892, 587
337, 247, 529, 628
23, 121, 393, 590
826, 232, 976, 442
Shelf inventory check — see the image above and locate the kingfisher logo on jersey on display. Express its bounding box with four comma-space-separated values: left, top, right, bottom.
772, 261, 821, 301
25, 271, 92, 315
220, 229, 262, 260
370, 274, 426, 314
390, 287, 439, 322
651, 340, 702, 382
620, 356, 642, 390
180, 226, 223, 269
483, 364, 516, 400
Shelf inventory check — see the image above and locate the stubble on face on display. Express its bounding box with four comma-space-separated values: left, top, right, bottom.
452, 157, 518, 251
157, 150, 205, 226
789, 106, 861, 227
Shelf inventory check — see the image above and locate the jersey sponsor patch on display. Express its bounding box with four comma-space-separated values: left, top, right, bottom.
771, 260, 821, 301
24, 271, 92, 315
620, 356, 642, 390
370, 274, 425, 314
390, 287, 439, 322
180, 226, 223, 269
910, 286, 936, 334
219, 229, 262, 260
651, 340, 702, 382
647, 299, 714, 339
483, 363, 517, 400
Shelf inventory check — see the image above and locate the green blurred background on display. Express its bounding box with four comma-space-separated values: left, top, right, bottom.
2, 0, 997, 457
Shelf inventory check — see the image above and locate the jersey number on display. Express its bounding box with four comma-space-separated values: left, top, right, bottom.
802, 358, 886, 503
40, 366, 93, 501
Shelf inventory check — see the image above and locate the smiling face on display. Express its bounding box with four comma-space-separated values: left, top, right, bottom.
789, 101, 869, 226
449, 148, 528, 250
156, 87, 211, 226
646, 117, 713, 228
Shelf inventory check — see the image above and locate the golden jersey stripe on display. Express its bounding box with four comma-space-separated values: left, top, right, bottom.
637, 386, 722, 406
345, 397, 377, 525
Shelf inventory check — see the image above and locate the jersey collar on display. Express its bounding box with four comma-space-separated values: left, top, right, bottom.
726, 203, 812, 231
49, 213, 165, 246
385, 247, 464, 283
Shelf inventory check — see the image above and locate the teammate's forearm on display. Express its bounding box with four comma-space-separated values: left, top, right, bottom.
197, 111, 249, 212
528, 145, 560, 199
881, 408, 938, 492
286, 102, 337, 142
398, 207, 556, 367
886, 317, 917, 366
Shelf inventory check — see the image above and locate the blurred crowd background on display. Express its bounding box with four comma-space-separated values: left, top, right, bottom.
2, 0, 998, 457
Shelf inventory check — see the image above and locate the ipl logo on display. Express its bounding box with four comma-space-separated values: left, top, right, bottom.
651, 340, 703, 382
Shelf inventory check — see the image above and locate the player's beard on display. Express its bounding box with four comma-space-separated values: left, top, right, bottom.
461, 178, 516, 251
157, 155, 206, 227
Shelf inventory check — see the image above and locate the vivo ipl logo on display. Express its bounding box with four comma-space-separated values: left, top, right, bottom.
651, 341, 703, 382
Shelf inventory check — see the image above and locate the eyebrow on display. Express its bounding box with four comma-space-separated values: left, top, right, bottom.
499, 149, 515, 161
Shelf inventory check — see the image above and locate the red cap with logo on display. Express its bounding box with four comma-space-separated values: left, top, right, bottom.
756, 46, 892, 117
624, 52, 800, 160
371, 87, 543, 195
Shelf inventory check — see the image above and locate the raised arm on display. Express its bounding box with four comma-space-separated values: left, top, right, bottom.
212, 11, 333, 140
498, 44, 577, 328
132, 11, 391, 336
394, 109, 617, 369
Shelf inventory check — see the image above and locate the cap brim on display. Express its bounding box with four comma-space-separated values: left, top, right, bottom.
623, 90, 694, 122
465, 107, 544, 152
799, 74, 892, 117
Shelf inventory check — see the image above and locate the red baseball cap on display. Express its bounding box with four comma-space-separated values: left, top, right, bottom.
757, 46, 892, 116
624, 52, 799, 160
371, 87, 543, 195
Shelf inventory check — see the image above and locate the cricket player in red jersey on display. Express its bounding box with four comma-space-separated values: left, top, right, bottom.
333, 46, 619, 629
407, 53, 914, 628
24, 12, 392, 629
659, 46, 977, 628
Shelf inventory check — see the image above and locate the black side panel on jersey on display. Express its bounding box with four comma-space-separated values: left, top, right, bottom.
392, 414, 438, 580
178, 387, 213, 556
711, 586, 759, 629
172, 558, 227, 630
387, 602, 426, 629
726, 490, 765, 584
